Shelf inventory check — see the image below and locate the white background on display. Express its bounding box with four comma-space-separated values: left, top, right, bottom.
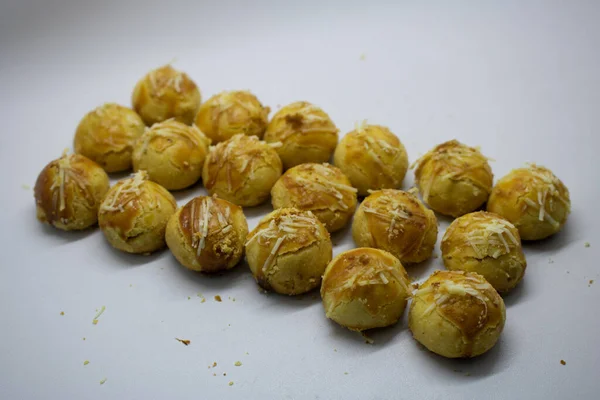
1, 0, 599, 399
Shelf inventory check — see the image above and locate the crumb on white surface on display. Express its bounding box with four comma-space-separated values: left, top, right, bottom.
361, 332, 374, 344
92, 306, 106, 325
99, 378, 107, 385
22, 184, 31, 190
585, 242, 591, 248
234, 361, 242, 366
84, 360, 89, 366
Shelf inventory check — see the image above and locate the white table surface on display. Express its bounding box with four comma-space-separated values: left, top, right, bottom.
1, 0, 599, 399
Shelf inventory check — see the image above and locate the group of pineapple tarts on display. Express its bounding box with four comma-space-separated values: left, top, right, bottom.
34, 64, 571, 359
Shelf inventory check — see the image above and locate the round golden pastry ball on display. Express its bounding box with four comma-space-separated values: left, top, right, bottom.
166, 195, 248, 272
98, 171, 177, 254
132, 119, 210, 190
246, 208, 332, 295
74, 103, 145, 173
321, 248, 412, 331
333, 122, 408, 196
271, 163, 357, 233
487, 164, 570, 241
34, 151, 110, 231
132, 64, 201, 126
202, 134, 282, 206
409, 270, 506, 358
263, 101, 338, 169
352, 189, 438, 264
414, 140, 493, 217
442, 211, 526, 292
194, 90, 270, 143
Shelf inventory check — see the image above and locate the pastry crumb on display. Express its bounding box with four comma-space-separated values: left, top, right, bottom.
344, 372, 349, 375
585, 242, 591, 248
223, 372, 227, 376
175, 338, 190, 346
361, 332, 374, 344
560, 359, 566, 365
84, 360, 90, 366
214, 295, 222, 302
213, 362, 217, 367
92, 306, 106, 325
234, 361, 242, 367
589, 279, 594, 287
99, 378, 107, 385
412, 283, 420, 290
82, 337, 86, 341
60, 311, 64, 316
228, 381, 234, 386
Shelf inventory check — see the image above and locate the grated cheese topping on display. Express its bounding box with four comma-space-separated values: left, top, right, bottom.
363, 195, 411, 241
465, 217, 519, 258
413, 141, 490, 202
139, 119, 201, 155
100, 171, 149, 213
522, 164, 570, 226
189, 197, 232, 258
417, 277, 492, 318
331, 256, 410, 293
246, 212, 320, 275
294, 166, 357, 211
49, 150, 88, 213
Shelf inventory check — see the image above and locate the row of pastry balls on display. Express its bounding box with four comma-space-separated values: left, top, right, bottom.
32, 155, 509, 359
165, 199, 505, 359
412, 140, 571, 241
72, 64, 410, 188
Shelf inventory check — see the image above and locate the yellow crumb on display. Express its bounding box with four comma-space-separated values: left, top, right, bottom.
560, 359, 566, 365
214, 295, 222, 302
84, 360, 89, 366
234, 361, 242, 367
92, 306, 106, 324
361, 332, 374, 344
213, 362, 217, 367
585, 242, 591, 248
201, 298, 206, 303
82, 337, 86, 341
99, 378, 107, 385
359, 53, 366, 61
175, 338, 190, 346
60, 311, 64, 316
228, 381, 234, 386
187, 296, 191, 300
344, 372, 349, 375
21, 184, 31, 190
